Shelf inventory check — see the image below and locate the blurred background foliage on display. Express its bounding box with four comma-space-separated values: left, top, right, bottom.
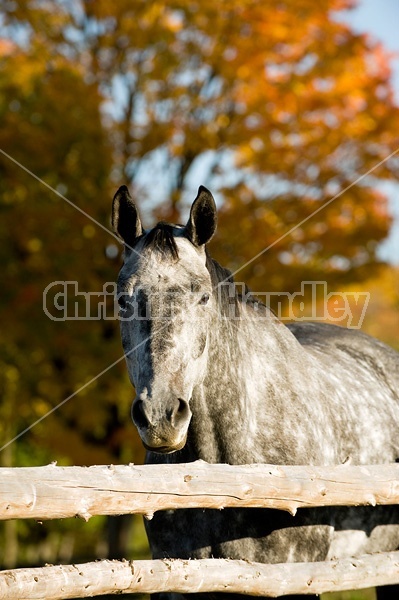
0, 1, 398, 598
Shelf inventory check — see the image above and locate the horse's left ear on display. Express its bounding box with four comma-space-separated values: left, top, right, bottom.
112, 185, 143, 247
186, 186, 217, 246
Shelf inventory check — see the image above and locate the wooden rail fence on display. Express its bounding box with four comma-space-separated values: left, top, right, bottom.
1, 461, 399, 598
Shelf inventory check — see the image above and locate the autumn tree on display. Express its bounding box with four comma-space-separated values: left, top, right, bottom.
55, 0, 399, 295
342, 265, 399, 351
2, 1, 398, 293
0, 16, 145, 566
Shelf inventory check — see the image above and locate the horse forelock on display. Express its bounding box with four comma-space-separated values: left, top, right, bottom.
142, 222, 180, 261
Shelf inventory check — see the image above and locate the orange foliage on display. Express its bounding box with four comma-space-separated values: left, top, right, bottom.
0, 0, 398, 568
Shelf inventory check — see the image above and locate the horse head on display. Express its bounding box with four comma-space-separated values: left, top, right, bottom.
112, 185, 217, 454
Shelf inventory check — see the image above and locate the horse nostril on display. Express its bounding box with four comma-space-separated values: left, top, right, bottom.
132, 399, 149, 429
177, 398, 188, 415
170, 398, 190, 427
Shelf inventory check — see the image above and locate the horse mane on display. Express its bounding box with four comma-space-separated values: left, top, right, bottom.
143, 222, 179, 261
205, 251, 263, 317
205, 252, 234, 316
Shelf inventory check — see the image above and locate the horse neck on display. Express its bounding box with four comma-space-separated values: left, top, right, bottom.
187, 300, 293, 464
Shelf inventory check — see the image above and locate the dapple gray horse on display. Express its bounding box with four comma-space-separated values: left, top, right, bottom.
112, 185, 399, 600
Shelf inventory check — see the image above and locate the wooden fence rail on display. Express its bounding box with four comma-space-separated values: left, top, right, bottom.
2, 553, 399, 599
2, 461, 399, 521
2, 460, 399, 599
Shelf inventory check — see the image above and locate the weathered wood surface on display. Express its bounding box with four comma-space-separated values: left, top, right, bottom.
2, 553, 399, 599
1, 461, 399, 521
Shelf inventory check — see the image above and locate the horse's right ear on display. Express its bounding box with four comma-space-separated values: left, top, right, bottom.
112, 185, 143, 247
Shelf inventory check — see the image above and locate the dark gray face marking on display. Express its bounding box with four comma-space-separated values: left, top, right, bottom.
112, 185, 399, 599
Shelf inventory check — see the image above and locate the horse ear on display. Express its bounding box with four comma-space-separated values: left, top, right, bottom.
112, 185, 143, 247
186, 186, 217, 246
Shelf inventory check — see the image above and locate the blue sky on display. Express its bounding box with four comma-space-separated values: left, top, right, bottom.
341, 0, 399, 263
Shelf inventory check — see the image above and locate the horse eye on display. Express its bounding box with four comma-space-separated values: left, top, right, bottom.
199, 293, 210, 306
117, 294, 128, 312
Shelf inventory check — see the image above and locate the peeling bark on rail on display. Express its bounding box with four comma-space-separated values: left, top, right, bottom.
2, 553, 399, 599
1, 461, 399, 521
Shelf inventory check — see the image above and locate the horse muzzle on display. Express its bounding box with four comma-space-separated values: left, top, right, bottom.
142, 436, 188, 454
131, 396, 192, 454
